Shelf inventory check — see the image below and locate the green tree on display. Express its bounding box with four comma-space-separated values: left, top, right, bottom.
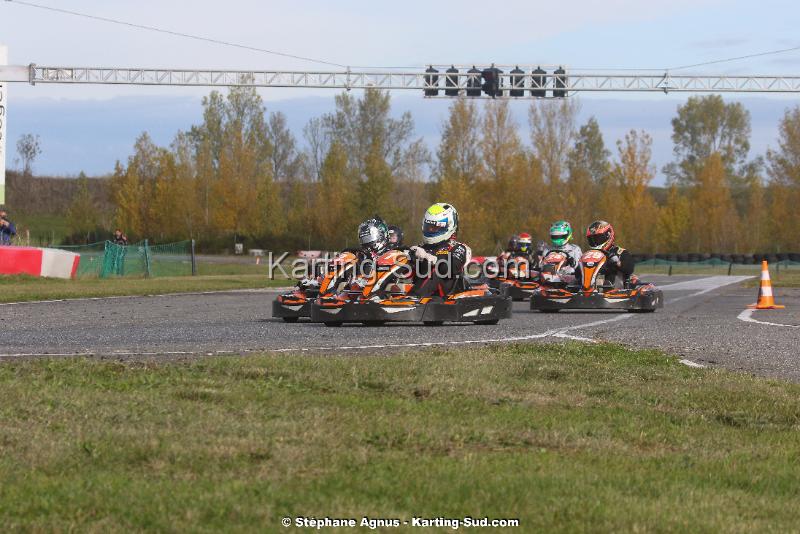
690, 153, 740, 252
603, 130, 659, 252
112, 132, 164, 239
66, 172, 101, 242
267, 111, 299, 182
656, 185, 690, 253
664, 95, 751, 187
322, 88, 416, 177
359, 141, 396, 222
528, 99, 580, 185
766, 106, 800, 250
435, 100, 488, 249
566, 117, 611, 231
312, 142, 357, 249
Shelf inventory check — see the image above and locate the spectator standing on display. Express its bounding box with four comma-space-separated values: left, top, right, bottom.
0, 210, 17, 246
112, 229, 128, 246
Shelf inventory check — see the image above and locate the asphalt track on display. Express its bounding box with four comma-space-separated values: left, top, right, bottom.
1, 274, 798, 380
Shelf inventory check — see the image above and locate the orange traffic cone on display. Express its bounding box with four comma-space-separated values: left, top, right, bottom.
748, 261, 785, 310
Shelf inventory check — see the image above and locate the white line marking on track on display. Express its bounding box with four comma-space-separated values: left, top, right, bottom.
737, 308, 799, 328
679, 359, 706, 368
659, 276, 751, 291
666, 276, 753, 303
0, 315, 632, 358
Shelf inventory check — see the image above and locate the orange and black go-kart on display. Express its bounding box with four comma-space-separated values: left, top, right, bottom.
272, 251, 359, 322
537, 250, 578, 288
310, 248, 513, 326
473, 255, 540, 301
530, 249, 663, 313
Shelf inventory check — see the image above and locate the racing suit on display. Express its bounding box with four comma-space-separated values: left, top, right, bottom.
599, 245, 635, 287
541, 243, 583, 272
409, 239, 472, 297
497, 249, 535, 279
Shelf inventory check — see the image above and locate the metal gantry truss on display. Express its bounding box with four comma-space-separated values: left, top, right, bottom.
1, 64, 800, 95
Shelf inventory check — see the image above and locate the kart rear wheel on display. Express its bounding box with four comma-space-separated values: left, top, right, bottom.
362, 320, 386, 326
282, 317, 299, 323
540, 309, 560, 313
474, 319, 499, 325
424, 321, 444, 326
627, 309, 656, 313
324, 321, 343, 327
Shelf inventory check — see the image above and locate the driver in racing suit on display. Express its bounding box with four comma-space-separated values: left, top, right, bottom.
408, 203, 471, 298
497, 232, 535, 278
541, 220, 582, 273
585, 220, 636, 287
299, 216, 391, 291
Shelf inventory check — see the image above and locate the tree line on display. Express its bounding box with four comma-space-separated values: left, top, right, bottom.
97, 88, 800, 253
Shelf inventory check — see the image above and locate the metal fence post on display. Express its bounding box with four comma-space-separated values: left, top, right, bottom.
191, 239, 197, 276
727, 262, 733, 276
143, 239, 152, 278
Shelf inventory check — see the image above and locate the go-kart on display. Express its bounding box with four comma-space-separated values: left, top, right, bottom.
537, 250, 577, 287
530, 249, 663, 312
477, 255, 540, 301
310, 249, 513, 326
272, 251, 359, 322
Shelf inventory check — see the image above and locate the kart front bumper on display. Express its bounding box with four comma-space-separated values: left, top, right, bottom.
530, 286, 664, 311
272, 294, 312, 319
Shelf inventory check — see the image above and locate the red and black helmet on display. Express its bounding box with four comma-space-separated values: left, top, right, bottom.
586, 220, 615, 251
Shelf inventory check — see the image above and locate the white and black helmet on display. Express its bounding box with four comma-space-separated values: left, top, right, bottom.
422, 203, 458, 245
358, 216, 389, 253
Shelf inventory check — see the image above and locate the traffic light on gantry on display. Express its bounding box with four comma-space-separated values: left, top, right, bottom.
482, 65, 503, 97
510, 66, 524, 97
424, 66, 439, 96
553, 66, 567, 97
445, 65, 459, 96
466, 66, 481, 97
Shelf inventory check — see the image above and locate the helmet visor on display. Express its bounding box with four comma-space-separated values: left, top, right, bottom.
359, 226, 383, 250
423, 219, 449, 239
587, 232, 610, 248
550, 232, 568, 247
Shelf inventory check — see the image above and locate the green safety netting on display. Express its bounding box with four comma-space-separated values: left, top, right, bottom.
56, 240, 194, 278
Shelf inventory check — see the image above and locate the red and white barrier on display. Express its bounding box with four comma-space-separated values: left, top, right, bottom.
0, 246, 80, 279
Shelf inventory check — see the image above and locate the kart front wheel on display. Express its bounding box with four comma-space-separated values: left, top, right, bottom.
474, 319, 499, 325
362, 320, 386, 326
540, 309, 560, 313
324, 321, 343, 327
282, 317, 299, 323
424, 321, 444, 326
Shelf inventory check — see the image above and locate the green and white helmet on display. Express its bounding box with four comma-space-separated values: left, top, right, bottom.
549, 220, 573, 247
422, 203, 459, 245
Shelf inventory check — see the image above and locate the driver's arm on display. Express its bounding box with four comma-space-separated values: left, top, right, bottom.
609, 249, 634, 277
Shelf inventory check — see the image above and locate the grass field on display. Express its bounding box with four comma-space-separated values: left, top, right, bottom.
1, 343, 798, 532
0, 274, 289, 303
10, 213, 72, 246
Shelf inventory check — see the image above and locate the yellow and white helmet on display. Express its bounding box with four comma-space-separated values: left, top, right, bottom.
422, 203, 459, 245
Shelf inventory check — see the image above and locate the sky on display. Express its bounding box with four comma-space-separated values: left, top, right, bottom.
1, 0, 800, 179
